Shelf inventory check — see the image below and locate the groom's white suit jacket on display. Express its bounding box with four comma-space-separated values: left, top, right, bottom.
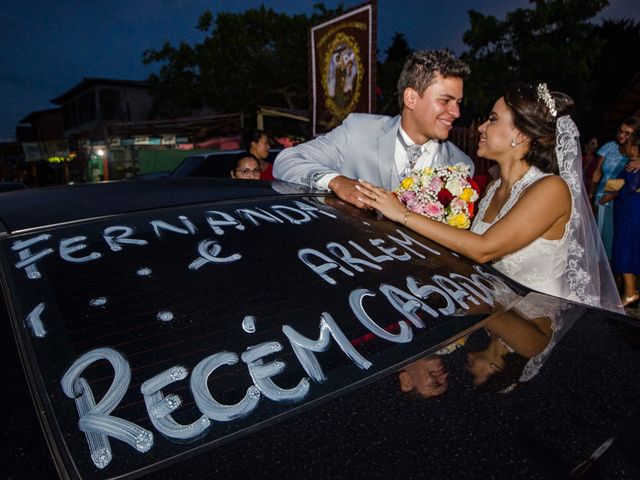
274, 113, 474, 190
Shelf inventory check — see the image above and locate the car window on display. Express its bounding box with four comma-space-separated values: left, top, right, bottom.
171, 149, 282, 179
171, 152, 242, 178
1, 194, 525, 478
170, 155, 202, 177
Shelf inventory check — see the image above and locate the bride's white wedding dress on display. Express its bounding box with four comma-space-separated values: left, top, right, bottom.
464, 116, 621, 386
468, 116, 621, 314
470, 166, 571, 299
470, 167, 578, 385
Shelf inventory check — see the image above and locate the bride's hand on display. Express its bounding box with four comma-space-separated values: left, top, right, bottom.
356, 179, 408, 222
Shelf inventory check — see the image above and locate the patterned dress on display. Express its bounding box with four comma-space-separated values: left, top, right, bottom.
611, 168, 640, 274
594, 141, 628, 260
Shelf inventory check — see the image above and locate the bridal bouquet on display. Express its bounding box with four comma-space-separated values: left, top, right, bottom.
395, 163, 480, 229
436, 336, 468, 355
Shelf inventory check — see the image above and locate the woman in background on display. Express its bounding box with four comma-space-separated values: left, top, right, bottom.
591, 118, 640, 259
243, 129, 274, 180
230, 155, 261, 180
604, 130, 640, 307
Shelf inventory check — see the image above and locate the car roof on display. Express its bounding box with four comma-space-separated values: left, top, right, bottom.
0, 178, 314, 235
183, 148, 282, 158
183, 149, 245, 157
1, 185, 512, 477
3, 180, 640, 478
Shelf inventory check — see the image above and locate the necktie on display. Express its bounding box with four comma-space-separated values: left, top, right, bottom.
397, 130, 423, 177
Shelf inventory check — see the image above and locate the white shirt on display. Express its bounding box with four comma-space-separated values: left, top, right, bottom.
395, 125, 437, 177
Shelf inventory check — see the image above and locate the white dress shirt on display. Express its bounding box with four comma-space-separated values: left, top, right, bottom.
395, 125, 437, 177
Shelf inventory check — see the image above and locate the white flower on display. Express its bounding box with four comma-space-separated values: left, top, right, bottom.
445, 178, 464, 196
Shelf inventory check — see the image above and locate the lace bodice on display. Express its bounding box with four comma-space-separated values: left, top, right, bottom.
470, 167, 570, 298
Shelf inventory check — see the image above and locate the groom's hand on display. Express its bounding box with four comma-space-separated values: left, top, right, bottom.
329, 175, 370, 209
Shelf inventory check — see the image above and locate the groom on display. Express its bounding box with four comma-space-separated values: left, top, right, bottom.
273, 49, 474, 209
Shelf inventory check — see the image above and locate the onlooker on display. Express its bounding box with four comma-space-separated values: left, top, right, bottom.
592, 118, 640, 259
606, 130, 640, 307
230, 156, 261, 180
242, 129, 274, 180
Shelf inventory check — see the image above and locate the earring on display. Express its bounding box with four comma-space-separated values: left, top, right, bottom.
511, 139, 517, 148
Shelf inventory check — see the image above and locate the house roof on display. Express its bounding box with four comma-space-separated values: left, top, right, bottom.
51, 77, 150, 104
102, 112, 243, 140
18, 107, 62, 125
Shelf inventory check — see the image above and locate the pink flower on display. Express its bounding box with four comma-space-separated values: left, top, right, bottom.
450, 198, 467, 211
406, 197, 422, 210
399, 191, 417, 204
429, 176, 444, 191
424, 202, 444, 217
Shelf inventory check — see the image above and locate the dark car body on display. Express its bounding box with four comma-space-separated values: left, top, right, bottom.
128, 171, 172, 180
0, 180, 27, 192
169, 149, 281, 179
2, 178, 640, 479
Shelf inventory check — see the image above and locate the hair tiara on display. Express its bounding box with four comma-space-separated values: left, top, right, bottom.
536, 83, 557, 118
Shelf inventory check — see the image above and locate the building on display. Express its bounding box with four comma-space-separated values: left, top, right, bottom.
14, 108, 70, 186
52, 78, 153, 136
50, 78, 154, 181
17, 78, 307, 184
49, 78, 245, 181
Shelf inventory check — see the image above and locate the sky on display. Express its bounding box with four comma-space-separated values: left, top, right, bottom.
1, 0, 638, 141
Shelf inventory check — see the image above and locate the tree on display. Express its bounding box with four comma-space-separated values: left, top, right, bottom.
586, 19, 640, 136
143, 4, 345, 119
377, 33, 412, 116
460, 0, 609, 127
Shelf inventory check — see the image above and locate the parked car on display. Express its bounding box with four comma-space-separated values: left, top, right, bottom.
128, 171, 172, 180
2, 178, 640, 479
0, 180, 27, 192
169, 148, 282, 179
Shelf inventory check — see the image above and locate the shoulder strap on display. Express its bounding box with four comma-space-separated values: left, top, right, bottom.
475, 179, 500, 223
495, 167, 549, 222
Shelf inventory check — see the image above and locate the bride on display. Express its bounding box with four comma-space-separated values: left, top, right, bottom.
357, 83, 621, 313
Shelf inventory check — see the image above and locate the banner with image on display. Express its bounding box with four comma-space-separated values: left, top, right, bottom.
310, 2, 376, 136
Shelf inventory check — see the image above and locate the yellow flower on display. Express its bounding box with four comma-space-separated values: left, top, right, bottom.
435, 336, 467, 355
460, 187, 475, 202
401, 176, 414, 189
448, 213, 470, 229
422, 167, 433, 176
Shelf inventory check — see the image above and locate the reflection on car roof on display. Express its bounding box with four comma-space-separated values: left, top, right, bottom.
0, 178, 317, 234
